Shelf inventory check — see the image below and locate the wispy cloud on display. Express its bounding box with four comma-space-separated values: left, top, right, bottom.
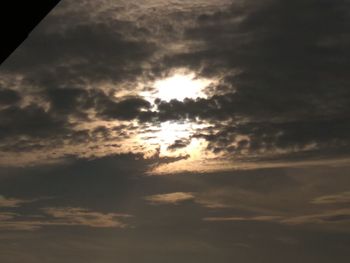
144, 192, 195, 205
281, 209, 350, 225
203, 209, 350, 226
203, 215, 283, 222
311, 192, 350, 205
44, 207, 132, 228
0, 196, 34, 208
0, 207, 132, 231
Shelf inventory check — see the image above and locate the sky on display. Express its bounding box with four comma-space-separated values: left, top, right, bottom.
0, 0, 350, 262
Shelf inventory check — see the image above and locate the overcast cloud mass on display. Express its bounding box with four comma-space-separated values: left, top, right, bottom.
1, 0, 350, 262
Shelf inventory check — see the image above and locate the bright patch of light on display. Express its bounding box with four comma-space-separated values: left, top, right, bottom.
153, 73, 211, 102
140, 121, 191, 155
138, 121, 211, 157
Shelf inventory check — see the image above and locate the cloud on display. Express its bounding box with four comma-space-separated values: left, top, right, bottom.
203, 209, 350, 227
43, 207, 131, 228
0, 0, 349, 169
203, 215, 283, 222
97, 96, 153, 121
0, 87, 21, 106
0, 207, 132, 231
0, 196, 34, 208
0, 212, 17, 221
2, 22, 156, 85
167, 139, 191, 151
311, 192, 350, 205
0, 104, 67, 140
154, 0, 350, 162
144, 192, 195, 205
282, 209, 350, 225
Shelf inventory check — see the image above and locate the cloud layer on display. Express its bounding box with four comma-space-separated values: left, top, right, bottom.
0, 0, 349, 171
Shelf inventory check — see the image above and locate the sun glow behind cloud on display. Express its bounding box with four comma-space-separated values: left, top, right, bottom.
147, 72, 213, 102
133, 70, 221, 173
138, 121, 210, 158
139, 69, 217, 103
0, 68, 223, 173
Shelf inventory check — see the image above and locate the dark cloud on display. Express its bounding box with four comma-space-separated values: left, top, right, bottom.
150, 0, 350, 161
0, 104, 67, 139
0, 10, 159, 159
1, 1, 350, 262
191, 117, 350, 159
167, 139, 190, 151
97, 96, 152, 121
45, 87, 89, 115
0, 0, 348, 165
0, 87, 21, 106
2, 22, 156, 85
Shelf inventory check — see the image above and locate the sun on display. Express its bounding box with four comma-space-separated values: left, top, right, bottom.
153, 73, 211, 102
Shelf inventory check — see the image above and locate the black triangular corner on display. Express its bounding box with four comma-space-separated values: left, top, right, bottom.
0, 1, 62, 65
